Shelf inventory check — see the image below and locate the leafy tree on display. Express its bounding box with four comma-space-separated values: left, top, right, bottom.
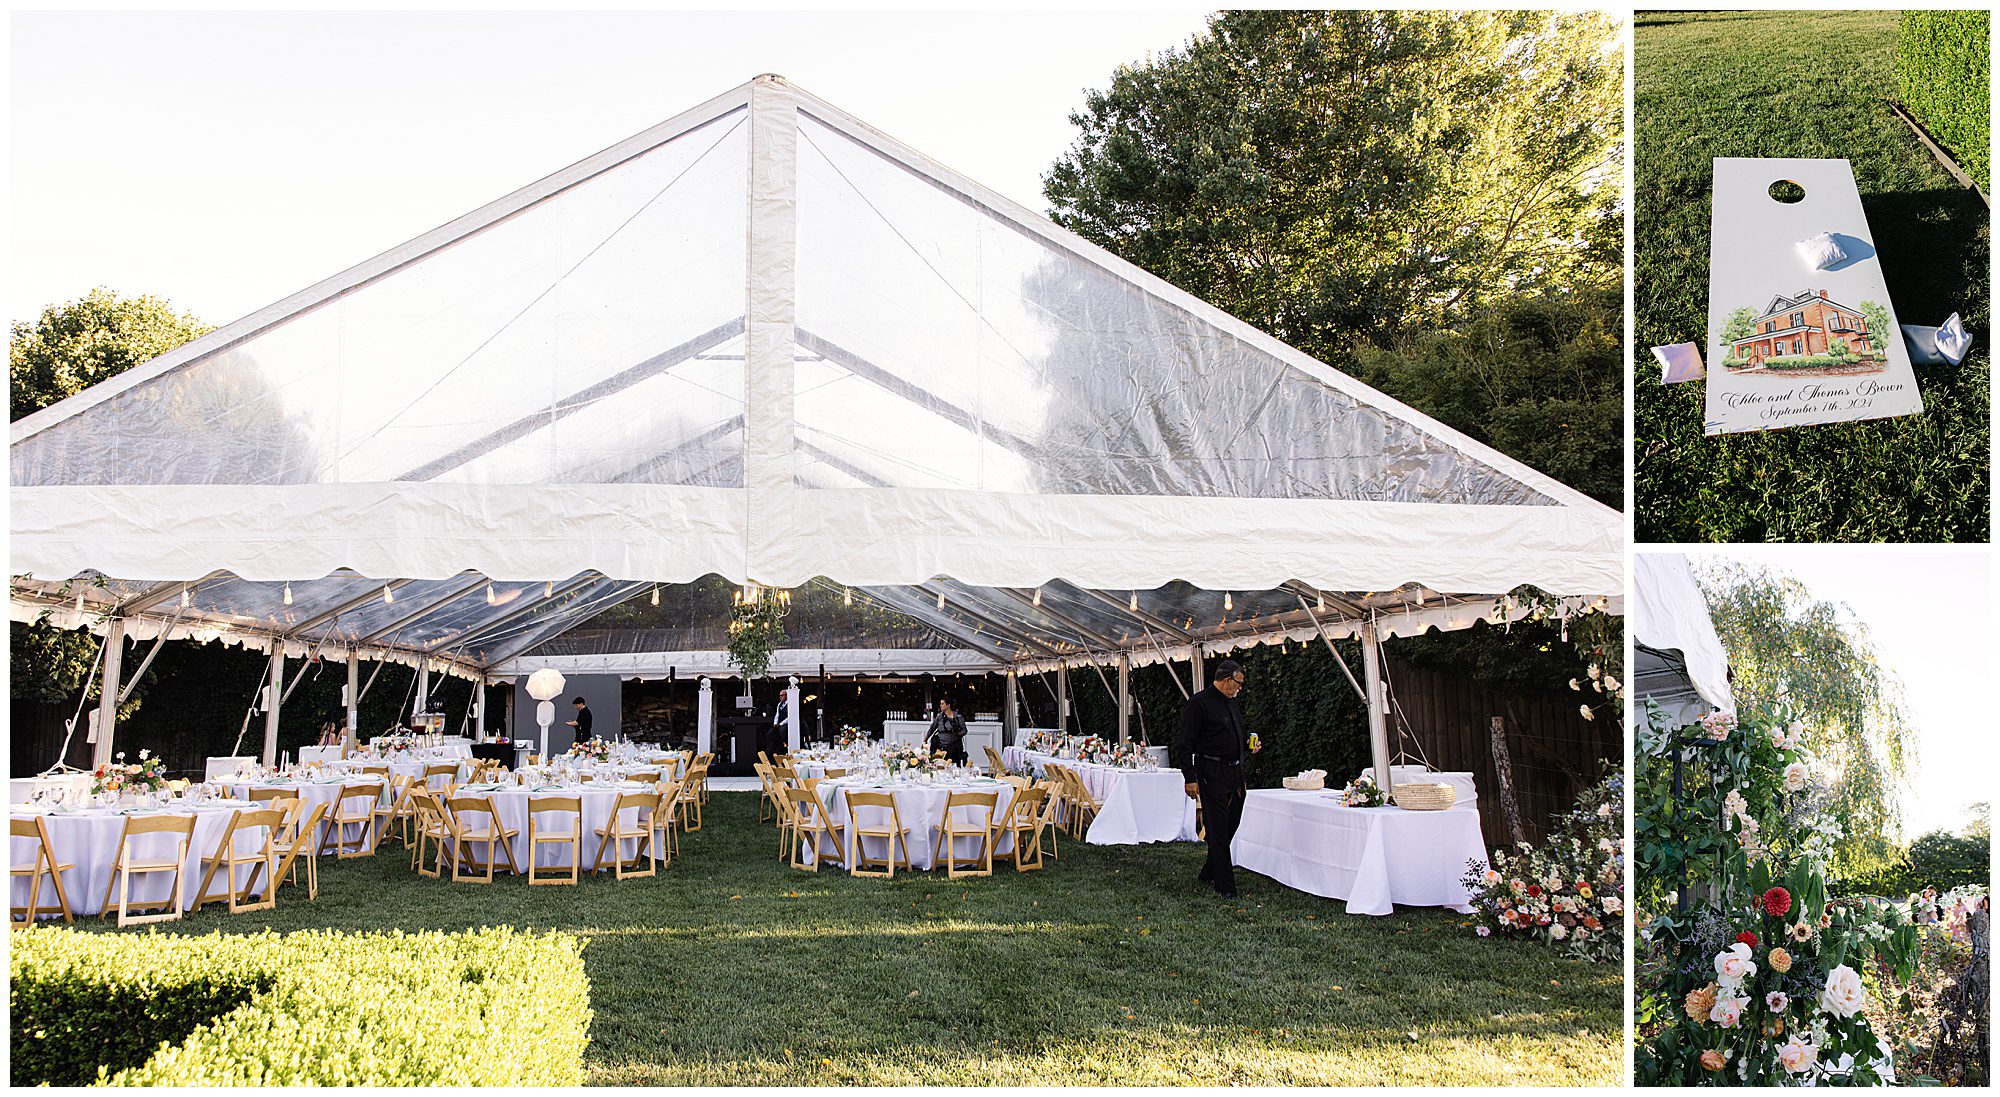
1351, 289, 1622, 507
10, 288, 210, 421
1693, 559, 1914, 877
10, 290, 209, 711
1043, 9, 1623, 359
1720, 306, 1758, 344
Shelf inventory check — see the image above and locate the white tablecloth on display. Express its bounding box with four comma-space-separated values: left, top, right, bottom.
805, 779, 1017, 870
229, 776, 389, 848
329, 757, 471, 784
449, 781, 657, 870
10, 801, 269, 917
11, 773, 93, 805
1004, 748, 1195, 845
1230, 789, 1486, 916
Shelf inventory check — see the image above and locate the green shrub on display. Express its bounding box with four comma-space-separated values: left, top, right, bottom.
9, 926, 590, 1086
1760, 353, 1865, 371
1897, 11, 1990, 187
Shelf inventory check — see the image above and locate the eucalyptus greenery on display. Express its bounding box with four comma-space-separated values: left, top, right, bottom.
726, 597, 788, 681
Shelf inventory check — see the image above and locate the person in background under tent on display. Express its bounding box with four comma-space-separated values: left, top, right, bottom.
565, 697, 594, 742
1174, 658, 1260, 899
928, 697, 968, 763
770, 690, 792, 757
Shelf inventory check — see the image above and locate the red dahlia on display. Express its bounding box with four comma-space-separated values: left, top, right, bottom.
1737, 931, 1758, 947
1762, 887, 1792, 918
1527, 885, 1543, 898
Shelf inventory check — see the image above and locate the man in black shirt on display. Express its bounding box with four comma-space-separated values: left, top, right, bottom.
565, 697, 594, 745
1174, 659, 1259, 898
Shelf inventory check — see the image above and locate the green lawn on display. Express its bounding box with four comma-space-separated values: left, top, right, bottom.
57, 793, 1621, 1086
1634, 10, 1990, 542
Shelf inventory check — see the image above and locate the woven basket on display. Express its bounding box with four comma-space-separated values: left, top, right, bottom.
1393, 782, 1456, 811
1281, 774, 1325, 791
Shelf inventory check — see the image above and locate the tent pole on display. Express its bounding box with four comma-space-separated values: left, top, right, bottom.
1190, 646, 1205, 694
416, 663, 431, 722
1360, 618, 1392, 795
1056, 664, 1069, 734
1003, 670, 1019, 747
1116, 655, 1131, 742
345, 652, 360, 754
92, 617, 126, 768
263, 642, 285, 768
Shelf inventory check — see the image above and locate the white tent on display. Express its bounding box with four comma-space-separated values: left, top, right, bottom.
1631, 553, 1734, 724
10, 76, 1622, 774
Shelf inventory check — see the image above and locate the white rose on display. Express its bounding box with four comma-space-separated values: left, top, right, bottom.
1709, 994, 1746, 1028
1776, 1037, 1816, 1074
1604, 675, 1621, 693
1602, 896, 1622, 914
1549, 923, 1567, 940
1569, 678, 1581, 691
1783, 762, 1808, 792
1714, 942, 1756, 985
1819, 964, 1867, 1019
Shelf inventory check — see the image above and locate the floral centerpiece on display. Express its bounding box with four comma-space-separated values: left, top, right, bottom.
1338, 771, 1387, 807
1635, 701, 1918, 1085
1023, 731, 1058, 753
880, 743, 949, 775
93, 750, 170, 796
1105, 741, 1151, 769
1462, 765, 1622, 963
835, 725, 867, 749
567, 738, 613, 763
1067, 735, 1106, 761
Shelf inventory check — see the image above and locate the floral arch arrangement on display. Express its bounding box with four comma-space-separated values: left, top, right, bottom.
1635, 700, 1919, 1085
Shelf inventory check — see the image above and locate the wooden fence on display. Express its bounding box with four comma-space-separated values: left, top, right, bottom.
1384, 656, 1620, 846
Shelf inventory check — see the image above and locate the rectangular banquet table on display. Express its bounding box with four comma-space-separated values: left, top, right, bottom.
1003, 747, 1196, 845
1230, 789, 1487, 916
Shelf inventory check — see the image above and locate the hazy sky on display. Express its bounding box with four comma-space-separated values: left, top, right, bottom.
11, 9, 1212, 326
1707, 549, 1990, 840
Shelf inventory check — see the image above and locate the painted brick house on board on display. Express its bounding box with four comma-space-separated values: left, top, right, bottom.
1729, 289, 1879, 365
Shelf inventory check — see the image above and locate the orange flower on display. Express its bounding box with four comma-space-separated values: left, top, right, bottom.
1701, 1050, 1726, 1071
1769, 947, 1793, 974
1685, 982, 1718, 1023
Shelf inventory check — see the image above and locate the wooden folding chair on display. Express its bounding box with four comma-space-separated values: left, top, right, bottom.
677, 761, 707, 831
984, 746, 1010, 776
359, 765, 391, 779
590, 791, 659, 880
321, 782, 383, 858
246, 787, 290, 804
784, 785, 846, 872
526, 795, 582, 885
753, 763, 777, 823
446, 794, 520, 883
649, 778, 683, 869
373, 774, 418, 849
941, 790, 999, 878
99, 813, 196, 927
192, 808, 284, 914
993, 785, 1050, 872
1032, 779, 1063, 860
11, 816, 75, 926
423, 763, 460, 796
272, 799, 327, 899
844, 790, 912, 878
410, 790, 455, 878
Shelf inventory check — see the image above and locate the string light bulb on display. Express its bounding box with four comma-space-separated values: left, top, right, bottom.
544, 581, 553, 599
1128, 591, 1139, 612
76, 589, 85, 613
1032, 587, 1042, 607
843, 587, 852, 607
485, 582, 496, 606
1223, 592, 1233, 612
181, 588, 192, 609
1316, 593, 1326, 612
937, 590, 946, 610
383, 585, 394, 604
651, 584, 660, 607
282, 583, 293, 606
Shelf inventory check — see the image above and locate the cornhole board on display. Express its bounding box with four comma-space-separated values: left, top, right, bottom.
1704, 158, 1922, 435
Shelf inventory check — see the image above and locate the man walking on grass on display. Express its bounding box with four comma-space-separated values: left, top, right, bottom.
1174, 659, 1259, 898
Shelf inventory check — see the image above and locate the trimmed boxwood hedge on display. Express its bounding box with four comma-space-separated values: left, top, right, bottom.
1896, 10, 1990, 187
10, 926, 590, 1086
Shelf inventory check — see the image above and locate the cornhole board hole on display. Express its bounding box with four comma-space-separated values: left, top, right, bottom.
1704, 158, 1923, 435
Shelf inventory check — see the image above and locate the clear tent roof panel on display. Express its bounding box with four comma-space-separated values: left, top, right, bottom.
11, 108, 750, 489
790, 111, 1555, 505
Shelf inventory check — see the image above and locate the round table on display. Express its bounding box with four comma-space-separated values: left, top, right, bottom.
10, 800, 267, 917
805, 777, 1017, 870
448, 781, 659, 870
229, 776, 389, 849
